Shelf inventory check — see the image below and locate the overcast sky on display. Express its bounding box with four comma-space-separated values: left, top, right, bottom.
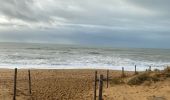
0, 0, 170, 48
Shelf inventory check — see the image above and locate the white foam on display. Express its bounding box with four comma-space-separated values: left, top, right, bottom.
0, 43, 170, 71
0, 64, 167, 71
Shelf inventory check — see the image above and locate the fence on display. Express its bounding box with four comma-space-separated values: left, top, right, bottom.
93, 65, 151, 100
0, 65, 153, 100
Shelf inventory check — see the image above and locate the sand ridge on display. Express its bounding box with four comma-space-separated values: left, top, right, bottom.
0, 69, 170, 100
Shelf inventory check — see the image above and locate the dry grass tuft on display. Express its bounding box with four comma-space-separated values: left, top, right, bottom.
110, 77, 125, 85
127, 67, 170, 85
163, 67, 170, 73
127, 72, 159, 85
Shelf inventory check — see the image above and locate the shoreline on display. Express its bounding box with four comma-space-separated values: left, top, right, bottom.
0, 65, 166, 71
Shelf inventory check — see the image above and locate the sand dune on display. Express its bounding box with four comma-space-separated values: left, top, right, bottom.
0, 69, 170, 100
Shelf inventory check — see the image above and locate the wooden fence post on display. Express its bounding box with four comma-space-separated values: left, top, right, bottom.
135, 65, 137, 74
98, 74, 103, 100
13, 68, 17, 100
94, 71, 97, 100
149, 66, 151, 71
28, 69, 32, 95
122, 67, 125, 77
106, 70, 109, 88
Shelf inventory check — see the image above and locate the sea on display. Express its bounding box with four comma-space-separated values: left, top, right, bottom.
0, 42, 170, 71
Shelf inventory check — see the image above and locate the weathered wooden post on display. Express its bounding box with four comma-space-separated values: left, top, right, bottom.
94, 71, 97, 100
135, 65, 137, 74
13, 68, 17, 100
106, 70, 109, 88
122, 67, 125, 77
149, 66, 151, 71
98, 74, 103, 100
28, 69, 32, 95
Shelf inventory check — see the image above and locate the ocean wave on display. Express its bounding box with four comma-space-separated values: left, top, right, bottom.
88, 52, 100, 55
0, 43, 170, 70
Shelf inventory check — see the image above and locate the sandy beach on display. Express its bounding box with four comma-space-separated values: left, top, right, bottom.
0, 68, 170, 100
1, 0, 170, 99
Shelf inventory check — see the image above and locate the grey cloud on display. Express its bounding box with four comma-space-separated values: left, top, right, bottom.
0, 0, 55, 23
0, 0, 170, 48
0, 0, 35, 21
127, 0, 170, 11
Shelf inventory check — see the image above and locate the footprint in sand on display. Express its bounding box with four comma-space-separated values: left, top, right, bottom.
0, 82, 12, 100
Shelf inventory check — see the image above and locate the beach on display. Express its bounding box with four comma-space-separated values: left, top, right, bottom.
0, 68, 170, 100
1, 0, 170, 99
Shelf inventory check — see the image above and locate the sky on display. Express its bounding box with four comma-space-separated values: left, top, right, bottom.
0, 0, 170, 48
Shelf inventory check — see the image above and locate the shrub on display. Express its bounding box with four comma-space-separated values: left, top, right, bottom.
163, 67, 170, 73
110, 77, 125, 85
127, 72, 159, 85
154, 69, 160, 72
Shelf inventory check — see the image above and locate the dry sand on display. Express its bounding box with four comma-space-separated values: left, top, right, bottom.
0, 69, 170, 100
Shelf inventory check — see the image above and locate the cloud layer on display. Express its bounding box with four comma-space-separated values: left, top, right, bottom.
0, 0, 170, 48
